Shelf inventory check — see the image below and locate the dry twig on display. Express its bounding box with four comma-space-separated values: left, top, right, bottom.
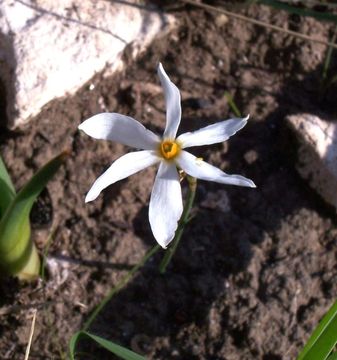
24, 309, 37, 360
181, 0, 337, 49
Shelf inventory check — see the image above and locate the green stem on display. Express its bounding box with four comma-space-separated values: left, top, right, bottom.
82, 244, 161, 332
224, 91, 242, 118
159, 176, 197, 274
322, 25, 337, 81
81, 176, 197, 331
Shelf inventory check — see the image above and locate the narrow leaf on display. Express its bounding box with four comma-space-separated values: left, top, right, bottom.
69, 331, 146, 360
0, 155, 16, 218
328, 351, 337, 360
258, 0, 337, 24
224, 91, 242, 117
69, 332, 81, 360
0, 151, 68, 275
297, 299, 337, 360
322, 25, 337, 81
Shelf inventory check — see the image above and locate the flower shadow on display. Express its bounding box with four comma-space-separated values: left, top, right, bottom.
76, 48, 337, 357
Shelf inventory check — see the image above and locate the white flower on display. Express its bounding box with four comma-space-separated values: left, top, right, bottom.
78, 63, 255, 248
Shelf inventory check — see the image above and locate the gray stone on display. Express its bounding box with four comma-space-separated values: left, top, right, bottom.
0, 0, 175, 127
287, 113, 337, 209
200, 189, 231, 213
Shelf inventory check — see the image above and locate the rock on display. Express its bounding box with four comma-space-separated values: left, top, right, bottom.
287, 113, 337, 209
200, 189, 231, 213
244, 149, 258, 165
215, 14, 228, 28
0, 0, 175, 127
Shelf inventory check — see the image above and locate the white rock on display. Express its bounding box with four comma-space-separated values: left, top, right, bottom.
0, 0, 175, 127
287, 114, 337, 208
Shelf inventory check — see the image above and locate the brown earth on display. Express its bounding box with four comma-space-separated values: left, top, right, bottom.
1, 1, 337, 359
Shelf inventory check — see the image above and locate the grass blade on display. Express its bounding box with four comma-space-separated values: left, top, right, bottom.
258, 0, 337, 24
328, 352, 337, 360
297, 299, 337, 360
0, 155, 16, 218
322, 25, 337, 84
69, 331, 146, 360
224, 92, 242, 117
69, 332, 81, 360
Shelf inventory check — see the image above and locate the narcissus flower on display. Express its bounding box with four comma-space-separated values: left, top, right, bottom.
79, 63, 255, 248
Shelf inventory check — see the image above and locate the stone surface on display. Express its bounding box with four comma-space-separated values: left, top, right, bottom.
0, 0, 175, 127
200, 189, 231, 213
287, 113, 337, 209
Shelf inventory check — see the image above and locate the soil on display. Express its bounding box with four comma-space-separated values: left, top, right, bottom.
1, 1, 337, 359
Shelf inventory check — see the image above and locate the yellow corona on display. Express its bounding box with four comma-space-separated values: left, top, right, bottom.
159, 140, 181, 160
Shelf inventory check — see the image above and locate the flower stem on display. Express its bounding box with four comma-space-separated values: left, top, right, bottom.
80, 176, 197, 331
159, 176, 197, 274
82, 243, 161, 332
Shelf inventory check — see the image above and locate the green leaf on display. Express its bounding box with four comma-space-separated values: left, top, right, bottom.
0, 155, 16, 218
258, 0, 337, 24
297, 299, 337, 360
0, 151, 68, 277
328, 351, 337, 360
69, 331, 147, 360
224, 91, 242, 118
69, 332, 81, 360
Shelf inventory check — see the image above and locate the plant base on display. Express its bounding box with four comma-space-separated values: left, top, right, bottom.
16, 243, 40, 281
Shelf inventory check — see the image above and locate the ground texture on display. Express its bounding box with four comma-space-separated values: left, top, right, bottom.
1, 1, 337, 359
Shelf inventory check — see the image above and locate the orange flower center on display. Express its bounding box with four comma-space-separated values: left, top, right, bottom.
159, 140, 181, 160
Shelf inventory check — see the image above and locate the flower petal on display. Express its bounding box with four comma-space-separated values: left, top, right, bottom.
176, 150, 256, 187
85, 151, 160, 202
158, 63, 182, 139
177, 116, 249, 149
149, 161, 183, 248
78, 113, 160, 150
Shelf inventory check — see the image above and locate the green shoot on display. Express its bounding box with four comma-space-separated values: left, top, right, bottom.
257, 0, 337, 24
328, 352, 337, 360
297, 299, 337, 360
70, 174, 198, 358
69, 331, 146, 360
69, 177, 199, 358
0, 151, 67, 280
224, 92, 242, 118
182, 0, 337, 49
0, 156, 16, 218
322, 25, 337, 91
